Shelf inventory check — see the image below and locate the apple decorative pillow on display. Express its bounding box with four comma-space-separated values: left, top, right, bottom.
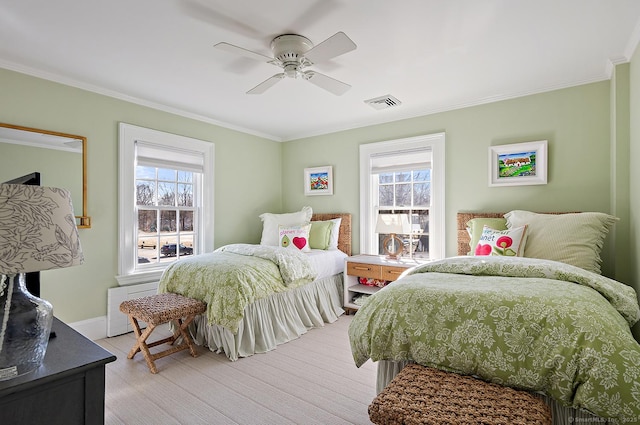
474, 225, 528, 257
278, 224, 312, 252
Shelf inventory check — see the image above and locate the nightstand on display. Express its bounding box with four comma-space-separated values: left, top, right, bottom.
344, 254, 426, 313
0, 317, 116, 424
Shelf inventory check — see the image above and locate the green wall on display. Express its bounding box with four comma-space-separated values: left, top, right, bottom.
283, 82, 620, 276
0, 143, 83, 217
0, 68, 282, 323
1, 66, 634, 329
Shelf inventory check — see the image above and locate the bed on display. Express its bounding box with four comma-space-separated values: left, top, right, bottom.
348, 211, 640, 425
158, 210, 351, 361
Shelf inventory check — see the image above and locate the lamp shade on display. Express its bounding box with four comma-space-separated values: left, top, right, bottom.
375, 214, 411, 235
0, 184, 83, 274
0, 184, 83, 380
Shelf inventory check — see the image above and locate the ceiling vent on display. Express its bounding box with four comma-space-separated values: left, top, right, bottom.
365, 95, 402, 110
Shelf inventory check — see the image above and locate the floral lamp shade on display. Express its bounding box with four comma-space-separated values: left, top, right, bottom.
0, 184, 83, 274
0, 184, 83, 380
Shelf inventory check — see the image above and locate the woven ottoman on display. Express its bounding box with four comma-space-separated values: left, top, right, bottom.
369, 363, 552, 425
119, 293, 206, 374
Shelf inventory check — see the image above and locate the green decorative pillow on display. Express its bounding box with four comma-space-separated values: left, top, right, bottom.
466, 217, 508, 254
309, 220, 334, 250
474, 225, 527, 257
505, 210, 618, 274
278, 223, 311, 252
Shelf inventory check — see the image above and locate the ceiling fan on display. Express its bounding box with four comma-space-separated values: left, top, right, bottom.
215, 31, 357, 95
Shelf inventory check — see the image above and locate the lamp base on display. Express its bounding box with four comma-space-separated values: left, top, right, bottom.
382, 234, 404, 260
0, 274, 53, 381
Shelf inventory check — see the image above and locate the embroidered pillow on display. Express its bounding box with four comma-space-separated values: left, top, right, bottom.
278, 223, 311, 252
474, 225, 528, 257
260, 206, 312, 246
466, 217, 508, 255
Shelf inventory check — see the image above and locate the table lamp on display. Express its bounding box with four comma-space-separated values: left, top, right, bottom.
0, 184, 83, 380
375, 214, 410, 259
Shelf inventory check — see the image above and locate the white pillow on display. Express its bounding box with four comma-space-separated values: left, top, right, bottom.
473, 225, 527, 257
260, 206, 312, 246
278, 223, 311, 252
327, 217, 342, 250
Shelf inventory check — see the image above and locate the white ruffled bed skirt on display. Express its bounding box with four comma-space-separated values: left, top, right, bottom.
376, 360, 614, 425
191, 274, 344, 361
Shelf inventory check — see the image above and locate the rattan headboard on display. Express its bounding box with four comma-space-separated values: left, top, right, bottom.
457, 212, 505, 256
457, 211, 575, 256
312, 213, 352, 256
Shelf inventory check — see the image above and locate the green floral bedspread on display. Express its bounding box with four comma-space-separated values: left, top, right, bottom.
158, 244, 316, 334
348, 256, 640, 423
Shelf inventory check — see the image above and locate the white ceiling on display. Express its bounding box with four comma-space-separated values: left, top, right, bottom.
2, 0, 640, 141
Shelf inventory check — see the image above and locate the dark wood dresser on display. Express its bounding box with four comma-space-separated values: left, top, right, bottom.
0, 317, 116, 424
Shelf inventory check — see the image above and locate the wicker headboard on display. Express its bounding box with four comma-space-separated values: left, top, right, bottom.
457, 212, 506, 256
457, 211, 576, 256
312, 213, 352, 256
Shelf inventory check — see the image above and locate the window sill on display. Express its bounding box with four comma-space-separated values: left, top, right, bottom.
115, 270, 164, 287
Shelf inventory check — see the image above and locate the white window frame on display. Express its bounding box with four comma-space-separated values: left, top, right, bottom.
117, 123, 214, 285
360, 133, 445, 260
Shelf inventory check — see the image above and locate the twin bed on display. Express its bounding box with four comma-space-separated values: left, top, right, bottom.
158, 211, 351, 361
349, 211, 640, 424
156, 207, 640, 424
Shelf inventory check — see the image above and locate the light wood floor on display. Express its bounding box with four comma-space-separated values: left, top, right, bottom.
96, 314, 377, 425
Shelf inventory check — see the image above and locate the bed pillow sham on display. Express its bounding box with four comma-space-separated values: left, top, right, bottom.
260, 206, 312, 246
278, 223, 311, 252
474, 225, 527, 257
466, 217, 508, 254
504, 210, 617, 274
309, 220, 334, 250
327, 217, 342, 250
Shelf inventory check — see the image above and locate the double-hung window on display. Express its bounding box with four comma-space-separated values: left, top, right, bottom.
360, 133, 445, 260
117, 123, 214, 285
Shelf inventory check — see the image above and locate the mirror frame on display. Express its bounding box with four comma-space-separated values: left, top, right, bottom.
0, 123, 91, 228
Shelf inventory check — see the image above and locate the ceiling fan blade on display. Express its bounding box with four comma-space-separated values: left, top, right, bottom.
180, 0, 263, 39
289, 0, 340, 31
215, 42, 273, 63
304, 71, 351, 96
247, 73, 285, 94
305, 32, 356, 64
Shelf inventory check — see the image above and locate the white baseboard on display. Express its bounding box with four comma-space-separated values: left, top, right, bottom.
65, 282, 160, 340
67, 315, 108, 341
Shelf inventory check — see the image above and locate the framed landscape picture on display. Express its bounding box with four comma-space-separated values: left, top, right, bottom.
489, 140, 548, 187
304, 166, 333, 196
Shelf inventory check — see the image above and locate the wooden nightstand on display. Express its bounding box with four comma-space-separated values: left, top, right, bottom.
344, 254, 427, 313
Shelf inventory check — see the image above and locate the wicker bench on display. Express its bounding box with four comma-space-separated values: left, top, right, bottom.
119, 293, 207, 374
369, 363, 552, 425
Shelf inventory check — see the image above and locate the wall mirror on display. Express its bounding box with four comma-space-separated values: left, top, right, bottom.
0, 123, 91, 228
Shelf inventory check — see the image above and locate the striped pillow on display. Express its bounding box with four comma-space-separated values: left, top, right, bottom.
505, 210, 617, 274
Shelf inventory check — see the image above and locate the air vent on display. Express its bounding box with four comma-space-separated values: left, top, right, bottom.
365, 95, 402, 110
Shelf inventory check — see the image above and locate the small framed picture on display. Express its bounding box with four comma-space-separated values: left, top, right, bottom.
304, 166, 333, 196
489, 140, 548, 187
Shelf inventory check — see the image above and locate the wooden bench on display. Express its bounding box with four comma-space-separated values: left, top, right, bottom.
119, 293, 206, 374
369, 363, 552, 424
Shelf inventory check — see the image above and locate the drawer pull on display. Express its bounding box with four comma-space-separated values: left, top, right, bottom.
386, 270, 403, 275
353, 266, 372, 271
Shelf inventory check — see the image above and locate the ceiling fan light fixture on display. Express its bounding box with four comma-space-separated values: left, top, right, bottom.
283, 64, 299, 78
216, 31, 356, 95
